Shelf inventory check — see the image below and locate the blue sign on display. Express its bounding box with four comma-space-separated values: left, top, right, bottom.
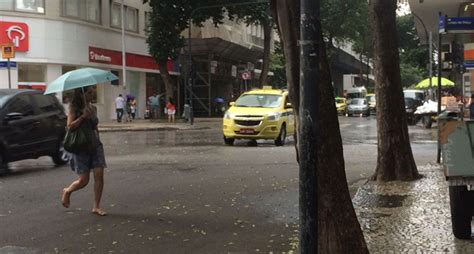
0, 61, 16, 68
439, 16, 474, 34
464, 62, 474, 69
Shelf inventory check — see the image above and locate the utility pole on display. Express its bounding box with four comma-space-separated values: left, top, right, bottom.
300, 0, 319, 252
121, 0, 127, 89
429, 32, 433, 99
437, 13, 443, 164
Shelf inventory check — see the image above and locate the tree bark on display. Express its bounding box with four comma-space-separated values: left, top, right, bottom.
370, 0, 421, 181
271, 0, 368, 252
158, 59, 174, 102
259, 21, 272, 88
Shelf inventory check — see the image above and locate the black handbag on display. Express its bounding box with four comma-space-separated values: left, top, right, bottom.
63, 122, 94, 153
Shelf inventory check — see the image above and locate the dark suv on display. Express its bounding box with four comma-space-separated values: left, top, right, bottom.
0, 89, 68, 175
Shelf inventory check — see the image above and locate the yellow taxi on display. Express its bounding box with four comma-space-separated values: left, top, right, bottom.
335, 97, 347, 114
366, 93, 376, 113
223, 86, 294, 146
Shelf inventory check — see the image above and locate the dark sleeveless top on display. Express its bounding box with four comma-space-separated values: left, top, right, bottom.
75, 106, 100, 150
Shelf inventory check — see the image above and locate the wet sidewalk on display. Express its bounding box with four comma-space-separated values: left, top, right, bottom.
353, 163, 474, 252
98, 118, 221, 132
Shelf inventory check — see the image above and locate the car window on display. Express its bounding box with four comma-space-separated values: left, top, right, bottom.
7, 94, 34, 116
32, 94, 58, 114
336, 98, 345, 104
350, 99, 366, 105
235, 94, 283, 108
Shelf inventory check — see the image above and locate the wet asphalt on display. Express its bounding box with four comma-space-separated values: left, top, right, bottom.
0, 115, 437, 253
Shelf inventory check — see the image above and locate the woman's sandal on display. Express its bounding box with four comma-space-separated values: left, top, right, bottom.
92, 208, 107, 216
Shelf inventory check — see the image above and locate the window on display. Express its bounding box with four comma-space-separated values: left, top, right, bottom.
18, 64, 45, 83
8, 94, 34, 116
32, 94, 57, 113
145, 11, 151, 28
0, 0, 45, 13
110, 1, 139, 32
62, 0, 101, 23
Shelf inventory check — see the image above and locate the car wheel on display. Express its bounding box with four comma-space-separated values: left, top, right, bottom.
275, 124, 287, 146
0, 151, 9, 176
51, 141, 69, 166
449, 185, 472, 239
223, 136, 235, 146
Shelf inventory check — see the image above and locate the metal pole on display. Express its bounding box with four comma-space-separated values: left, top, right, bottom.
188, 17, 194, 125
437, 14, 443, 164
300, 0, 319, 252
429, 32, 433, 99
121, 0, 127, 89
7, 58, 11, 89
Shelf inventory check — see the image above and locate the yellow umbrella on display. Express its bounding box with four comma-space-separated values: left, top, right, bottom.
415, 77, 454, 89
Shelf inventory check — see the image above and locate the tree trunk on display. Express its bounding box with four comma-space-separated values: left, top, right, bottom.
259, 21, 272, 88
370, 0, 420, 181
158, 59, 174, 102
271, 0, 368, 252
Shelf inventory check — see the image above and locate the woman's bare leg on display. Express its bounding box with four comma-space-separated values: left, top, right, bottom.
62, 173, 90, 208
92, 167, 106, 216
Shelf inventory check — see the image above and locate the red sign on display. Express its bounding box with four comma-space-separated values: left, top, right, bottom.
89, 47, 174, 71
0, 22, 28, 52
241, 71, 251, 80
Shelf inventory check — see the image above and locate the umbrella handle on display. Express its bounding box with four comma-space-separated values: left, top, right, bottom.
81, 87, 87, 106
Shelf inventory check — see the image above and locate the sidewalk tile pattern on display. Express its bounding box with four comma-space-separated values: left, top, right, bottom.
353, 164, 474, 252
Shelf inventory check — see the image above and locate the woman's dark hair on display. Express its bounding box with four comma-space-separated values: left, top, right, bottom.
168, 97, 174, 104
71, 88, 85, 112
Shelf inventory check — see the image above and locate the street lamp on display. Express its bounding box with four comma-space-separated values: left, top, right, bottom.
186, 0, 269, 125
412, 12, 433, 99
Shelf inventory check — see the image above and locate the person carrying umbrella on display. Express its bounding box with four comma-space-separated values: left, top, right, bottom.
45, 68, 118, 216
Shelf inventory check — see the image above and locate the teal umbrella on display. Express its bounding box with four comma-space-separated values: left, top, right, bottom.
44, 68, 118, 95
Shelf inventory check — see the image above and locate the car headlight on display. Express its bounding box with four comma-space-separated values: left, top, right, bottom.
267, 112, 282, 121
224, 111, 234, 119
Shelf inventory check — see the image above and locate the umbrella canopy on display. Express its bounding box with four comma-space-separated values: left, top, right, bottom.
415, 77, 454, 89
44, 68, 119, 95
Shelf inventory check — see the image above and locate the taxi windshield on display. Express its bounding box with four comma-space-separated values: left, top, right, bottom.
235, 94, 283, 108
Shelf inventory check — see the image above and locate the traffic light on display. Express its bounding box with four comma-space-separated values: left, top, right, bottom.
451, 41, 464, 65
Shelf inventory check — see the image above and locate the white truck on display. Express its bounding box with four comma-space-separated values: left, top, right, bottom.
345, 86, 367, 99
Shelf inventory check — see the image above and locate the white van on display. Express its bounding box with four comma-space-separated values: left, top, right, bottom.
346, 87, 367, 99
404, 89, 425, 101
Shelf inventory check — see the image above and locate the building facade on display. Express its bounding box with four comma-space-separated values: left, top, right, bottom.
0, 0, 180, 121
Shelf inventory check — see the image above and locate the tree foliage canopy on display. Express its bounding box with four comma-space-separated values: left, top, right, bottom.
321, 0, 369, 46
396, 14, 429, 87
144, 0, 226, 62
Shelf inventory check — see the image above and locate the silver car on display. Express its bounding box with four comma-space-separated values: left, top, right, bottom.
345, 98, 370, 117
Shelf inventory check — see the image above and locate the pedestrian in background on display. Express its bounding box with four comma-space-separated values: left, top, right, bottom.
115, 94, 125, 123
147, 92, 164, 120
130, 97, 137, 120
61, 87, 107, 216
125, 97, 132, 122
166, 97, 176, 123
469, 94, 474, 119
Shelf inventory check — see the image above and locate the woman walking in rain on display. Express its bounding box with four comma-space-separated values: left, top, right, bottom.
61, 87, 107, 216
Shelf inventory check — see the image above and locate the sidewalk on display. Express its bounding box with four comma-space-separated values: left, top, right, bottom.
98, 118, 222, 132
353, 163, 474, 252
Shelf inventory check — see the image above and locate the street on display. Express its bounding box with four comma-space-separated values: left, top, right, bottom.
0, 116, 437, 253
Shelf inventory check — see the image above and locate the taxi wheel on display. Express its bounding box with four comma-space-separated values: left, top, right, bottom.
275, 124, 287, 146
224, 136, 235, 146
